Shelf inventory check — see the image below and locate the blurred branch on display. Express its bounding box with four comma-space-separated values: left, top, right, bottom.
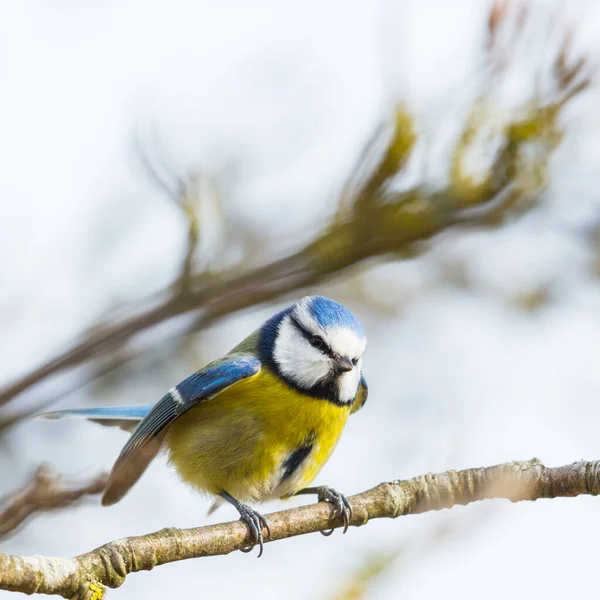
1, 458, 599, 599
135, 139, 214, 291
0, 1, 592, 423
0, 104, 575, 420
172, 180, 199, 290
0, 465, 107, 539
330, 549, 399, 600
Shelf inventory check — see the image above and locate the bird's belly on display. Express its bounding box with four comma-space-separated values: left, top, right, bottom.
164, 371, 350, 503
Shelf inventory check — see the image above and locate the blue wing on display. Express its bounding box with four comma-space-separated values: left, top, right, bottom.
351, 374, 368, 414
102, 355, 261, 506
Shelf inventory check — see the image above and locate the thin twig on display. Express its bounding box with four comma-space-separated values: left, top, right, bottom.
0, 458, 598, 599
0, 465, 108, 539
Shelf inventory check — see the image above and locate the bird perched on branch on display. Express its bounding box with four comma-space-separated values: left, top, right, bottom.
40, 296, 368, 556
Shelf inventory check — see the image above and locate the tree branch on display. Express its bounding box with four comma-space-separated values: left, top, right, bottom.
1, 0, 592, 423
0, 93, 577, 421
1, 458, 599, 599
0, 465, 108, 540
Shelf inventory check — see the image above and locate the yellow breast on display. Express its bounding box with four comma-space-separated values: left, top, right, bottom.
165, 368, 351, 502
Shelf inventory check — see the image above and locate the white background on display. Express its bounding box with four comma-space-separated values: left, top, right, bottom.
2, 0, 600, 598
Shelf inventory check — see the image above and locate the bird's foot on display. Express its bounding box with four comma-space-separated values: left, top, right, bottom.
316, 485, 353, 535
219, 491, 271, 557
295, 485, 353, 535
237, 503, 271, 558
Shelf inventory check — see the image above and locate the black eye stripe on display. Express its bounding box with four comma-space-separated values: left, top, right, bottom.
289, 316, 333, 357
288, 315, 361, 364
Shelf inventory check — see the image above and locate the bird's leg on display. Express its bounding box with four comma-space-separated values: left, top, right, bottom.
219, 491, 271, 558
294, 485, 353, 535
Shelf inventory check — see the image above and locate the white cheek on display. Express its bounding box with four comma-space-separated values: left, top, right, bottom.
337, 368, 361, 404
273, 319, 330, 387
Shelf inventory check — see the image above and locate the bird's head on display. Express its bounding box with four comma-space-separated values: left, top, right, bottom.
259, 296, 366, 405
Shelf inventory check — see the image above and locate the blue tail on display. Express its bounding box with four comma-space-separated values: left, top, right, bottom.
38, 405, 152, 431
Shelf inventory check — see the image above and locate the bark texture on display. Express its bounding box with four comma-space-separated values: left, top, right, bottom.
1, 458, 598, 599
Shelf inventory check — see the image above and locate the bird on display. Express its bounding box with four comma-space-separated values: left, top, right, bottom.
40, 296, 368, 556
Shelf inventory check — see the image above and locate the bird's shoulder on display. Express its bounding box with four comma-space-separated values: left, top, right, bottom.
226, 328, 261, 356
179, 346, 262, 401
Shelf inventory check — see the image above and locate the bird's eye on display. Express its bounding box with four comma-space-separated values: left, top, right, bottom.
351, 357, 358, 365
310, 335, 325, 349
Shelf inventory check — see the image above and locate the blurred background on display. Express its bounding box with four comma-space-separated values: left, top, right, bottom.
2, 0, 600, 597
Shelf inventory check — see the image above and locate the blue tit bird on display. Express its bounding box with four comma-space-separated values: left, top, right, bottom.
40, 296, 368, 555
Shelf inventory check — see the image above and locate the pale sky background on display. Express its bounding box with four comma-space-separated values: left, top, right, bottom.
2, 0, 600, 598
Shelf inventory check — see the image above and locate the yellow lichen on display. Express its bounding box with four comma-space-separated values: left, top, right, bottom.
88, 581, 105, 600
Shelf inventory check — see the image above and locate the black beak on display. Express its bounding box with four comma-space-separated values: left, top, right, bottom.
333, 356, 354, 374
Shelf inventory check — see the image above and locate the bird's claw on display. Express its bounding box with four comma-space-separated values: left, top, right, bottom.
317, 485, 353, 535
237, 503, 271, 558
